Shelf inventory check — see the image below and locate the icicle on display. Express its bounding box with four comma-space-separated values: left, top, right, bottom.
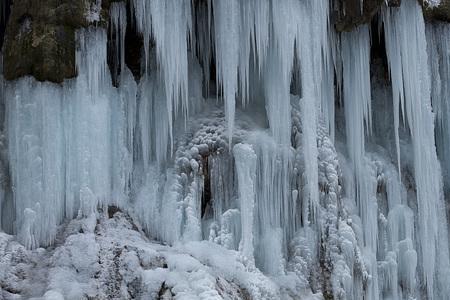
213, 0, 240, 146
133, 0, 192, 155
341, 26, 372, 169
75, 28, 109, 100
110, 2, 127, 78
238, 1, 252, 107
295, 0, 330, 224
0, 52, 4, 231
428, 23, 450, 191
66, 28, 112, 217
6, 28, 134, 248
183, 167, 203, 242
233, 143, 256, 264
269, 0, 297, 127
217, 209, 241, 251
382, 1, 450, 298
316, 1, 336, 143
251, 0, 270, 74
112, 68, 137, 205
382, 7, 404, 176
238, 0, 270, 106
250, 131, 293, 274
138, 72, 170, 168
193, 1, 213, 97
263, 49, 291, 146
341, 25, 380, 300
7, 79, 65, 247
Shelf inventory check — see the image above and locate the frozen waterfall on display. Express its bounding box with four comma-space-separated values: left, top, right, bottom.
1, 0, 450, 299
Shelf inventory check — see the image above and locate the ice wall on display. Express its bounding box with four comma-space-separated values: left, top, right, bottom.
1, 1, 450, 299
382, 1, 450, 298
5, 29, 136, 247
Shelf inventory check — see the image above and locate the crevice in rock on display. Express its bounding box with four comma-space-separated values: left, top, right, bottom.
107, 0, 143, 86
0, 0, 12, 51
157, 282, 174, 300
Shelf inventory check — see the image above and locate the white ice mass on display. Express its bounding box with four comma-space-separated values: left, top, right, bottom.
1, 0, 450, 299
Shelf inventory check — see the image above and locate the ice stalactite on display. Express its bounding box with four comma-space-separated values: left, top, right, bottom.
112, 68, 137, 205
428, 23, 450, 190
255, 5, 297, 273
251, 0, 270, 75
371, 152, 417, 300
233, 143, 257, 264
110, 2, 127, 79
213, 0, 240, 146
315, 1, 336, 143
132, 0, 192, 157
382, 9, 404, 176
134, 54, 206, 246
66, 29, 112, 217
4, 1, 450, 299
0, 52, 4, 231
6, 28, 135, 248
263, 50, 291, 147
341, 26, 372, 171
7, 78, 64, 247
266, 0, 296, 146
250, 131, 293, 276
295, 0, 331, 225
138, 72, 171, 169
426, 20, 450, 299
341, 25, 380, 300
383, 1, 450, 298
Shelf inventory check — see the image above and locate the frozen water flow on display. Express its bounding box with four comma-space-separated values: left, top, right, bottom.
1, 1, 450, 300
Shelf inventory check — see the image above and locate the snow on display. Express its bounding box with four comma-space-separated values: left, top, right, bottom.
0, 212, 299, 300
424, 0, 441, 7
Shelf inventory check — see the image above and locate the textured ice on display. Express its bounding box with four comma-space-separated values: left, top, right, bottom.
1, 212, 289, 299
1, 1, 450, 300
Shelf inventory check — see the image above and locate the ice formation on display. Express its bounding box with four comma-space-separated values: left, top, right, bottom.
1, 0, 450, 299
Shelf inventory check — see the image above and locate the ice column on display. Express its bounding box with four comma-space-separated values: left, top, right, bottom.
382, 1, 450, 298
341, 25, 380, 300
233, 143, 257, 263
295, 0, 331, 224
427, 23, 450, 189
6, 28, 134, 248
65, 28, 112, 217
133, 0, 192, 154
0, 52, 4, 231
6, 79, 64, 248
213, 0, 240, 145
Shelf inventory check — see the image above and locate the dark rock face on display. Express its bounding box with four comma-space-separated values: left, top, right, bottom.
333, 0, 401, 32
333, 0, 450, 32
0, 0, 12, 50
333, 0, 384, 32
421, 0, 450, 22
3, 0, 450, 83
2, 0, 113, 83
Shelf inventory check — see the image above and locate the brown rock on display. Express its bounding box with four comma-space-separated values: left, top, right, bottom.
334, 0, 385, 32
333, 0, 403, 32
2, 0, 115, 83
421, 0, 450, 22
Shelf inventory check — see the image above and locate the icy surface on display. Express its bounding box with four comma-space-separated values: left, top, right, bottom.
1, 1, 450, 300
0, 212, 287, 299
383, 1, 450, 298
